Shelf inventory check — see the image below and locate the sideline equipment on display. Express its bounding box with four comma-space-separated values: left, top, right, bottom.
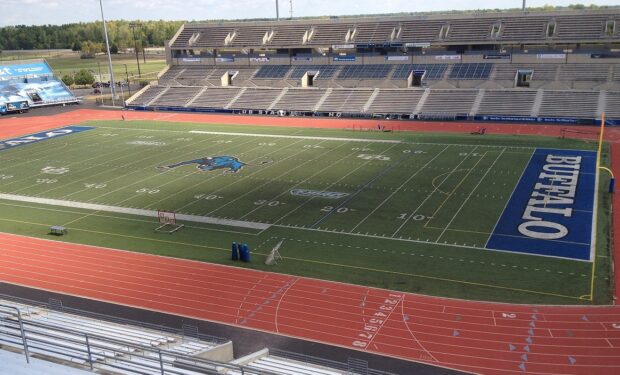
265, 240, 284, 265
155, 210, 184, 234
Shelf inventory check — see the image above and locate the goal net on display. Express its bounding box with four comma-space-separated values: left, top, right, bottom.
155, 210, 184, 234
265, 240, 284, 266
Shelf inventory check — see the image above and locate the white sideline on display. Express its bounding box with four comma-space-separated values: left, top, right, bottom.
0, 194, 270, 230
188, 130, 402, 143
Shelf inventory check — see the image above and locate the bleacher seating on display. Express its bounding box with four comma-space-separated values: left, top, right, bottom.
498, 16, 547, 41
555, 15, 611, 40
449, 63, 493, 80
538, 90, 600, 118
392, 64, 447, 80
229, 88, 283, 109
254, 65, 291, 79
493, 64, 558, 82
338, 64, 393, 80
272, 88, 325, 111
129, 86, 168, 106
448, 19, 496, 41
558, 64, 611, 81
190, 87, 242, 108
476, 90, 538, 116
0, 298, 230, 375
151, 86, 202, 107
2, 297, 395, 375
419, 90, 478, 115
367, 89, 424, 114
318, 89, 374, 113
605, 91, 620, 118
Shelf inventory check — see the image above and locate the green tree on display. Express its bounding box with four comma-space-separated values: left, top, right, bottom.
110, 43, 119, 54
61, 74, 75, 86
74, 69, 95, 85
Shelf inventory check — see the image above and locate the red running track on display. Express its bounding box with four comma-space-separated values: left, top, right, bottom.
2, 109, 620, 374
1, 233, 620, 375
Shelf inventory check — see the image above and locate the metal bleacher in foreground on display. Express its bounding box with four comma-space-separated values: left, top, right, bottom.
0, 296, 395, 375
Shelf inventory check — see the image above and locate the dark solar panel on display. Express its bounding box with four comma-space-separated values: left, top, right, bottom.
254, 65, 291, 79
337, 64, 393, 79
449, 63, 493, 79
391, 64, 447, 80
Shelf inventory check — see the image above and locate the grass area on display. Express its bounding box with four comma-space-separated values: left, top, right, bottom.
0, 50, 166, 81
0, 120, 612, 305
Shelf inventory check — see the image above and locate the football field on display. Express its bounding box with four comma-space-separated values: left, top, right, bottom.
0, 119, 612, 304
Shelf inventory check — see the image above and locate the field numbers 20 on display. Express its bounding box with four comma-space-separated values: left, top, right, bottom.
254, 200, 283, 207
136, 188, 160, 194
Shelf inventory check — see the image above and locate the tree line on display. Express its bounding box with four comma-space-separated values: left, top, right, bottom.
0, 20, 183, 51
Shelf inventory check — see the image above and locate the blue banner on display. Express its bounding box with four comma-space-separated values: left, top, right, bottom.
0, 126, 94, 152
487, 148, 596, 261
0, 62, 53, 79
334, 56, 356, 62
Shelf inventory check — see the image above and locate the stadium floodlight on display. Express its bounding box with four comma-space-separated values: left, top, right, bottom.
129, 23, 142, 77
99, 0, 117, 105
276, 0, 279, 20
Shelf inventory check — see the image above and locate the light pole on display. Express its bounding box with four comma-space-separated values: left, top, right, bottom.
99, 0, 117, 105
275, 0, 279, 20
129, 22, 142, 77
124, 63, 131, 97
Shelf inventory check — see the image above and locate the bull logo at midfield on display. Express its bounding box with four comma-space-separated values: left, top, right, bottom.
159, 156, 246, 174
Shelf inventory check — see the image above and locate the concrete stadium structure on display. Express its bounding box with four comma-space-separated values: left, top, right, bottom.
128, 9, 620, 124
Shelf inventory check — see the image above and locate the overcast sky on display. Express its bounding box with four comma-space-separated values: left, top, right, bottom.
0, 0, 618, 27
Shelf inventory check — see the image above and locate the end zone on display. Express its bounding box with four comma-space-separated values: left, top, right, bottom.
486, 148, 597, 261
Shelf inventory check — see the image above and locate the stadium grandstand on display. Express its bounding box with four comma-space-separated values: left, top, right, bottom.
0, 294, 395, 375
0, 60, 79, 114
127, 8, 620, 124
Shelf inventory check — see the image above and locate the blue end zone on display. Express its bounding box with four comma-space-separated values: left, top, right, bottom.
487, 148, 597, 261
0, 126, 94, 152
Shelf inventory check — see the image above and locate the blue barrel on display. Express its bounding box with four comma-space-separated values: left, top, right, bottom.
240, 243, 251, 262
610, 178, 616, 193
231, 242, 239, 261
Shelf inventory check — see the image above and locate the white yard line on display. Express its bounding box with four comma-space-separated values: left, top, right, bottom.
0, 193, 269, 230
0, 130, 129, 190
274, 143, 400, 225
350, 145, 450, 232
190, 130, 403, 143
391, 146, 479, 238
154, 138, 307, 213
275, 225, 591, 262
238, 141, 354, 220
79, 134, 236, 203
483, 149, 536, 248
435, 148, 506, 243
201, 139, 321, 216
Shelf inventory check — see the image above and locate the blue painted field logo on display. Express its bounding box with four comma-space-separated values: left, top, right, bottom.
518, 154, 581, 240
159, 156, 246, 174
487, 148, 596, 261
0, 126, 94, 152
290, 189, 349, 199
